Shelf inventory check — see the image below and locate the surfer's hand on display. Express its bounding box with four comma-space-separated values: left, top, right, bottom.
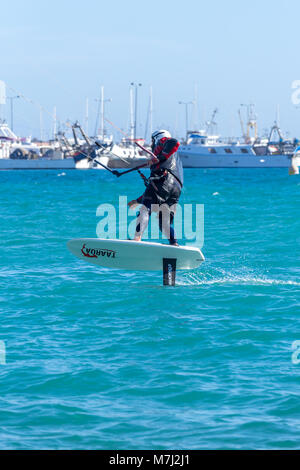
151, 156, 159, 164
128, 199, 139, 209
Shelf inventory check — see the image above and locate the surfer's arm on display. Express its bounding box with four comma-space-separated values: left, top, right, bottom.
151, 139, 180, 169
158, 139, 180, 162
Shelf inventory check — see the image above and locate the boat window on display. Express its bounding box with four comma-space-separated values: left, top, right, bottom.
241, 148, 248, 154
208, 147, 217, 153
224, 148, 232, 153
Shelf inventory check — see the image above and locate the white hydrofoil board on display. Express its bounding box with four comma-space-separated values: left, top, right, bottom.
67, 238, 204, 271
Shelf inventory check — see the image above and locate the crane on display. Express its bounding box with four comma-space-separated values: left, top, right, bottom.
206, 108, 218, 135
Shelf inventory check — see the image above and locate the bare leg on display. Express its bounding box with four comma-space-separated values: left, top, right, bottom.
134, 205, 151, 241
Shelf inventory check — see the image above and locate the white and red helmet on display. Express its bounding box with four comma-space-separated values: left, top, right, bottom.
151, 129, 171, 147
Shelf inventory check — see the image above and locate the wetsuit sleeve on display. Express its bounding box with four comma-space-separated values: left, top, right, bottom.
136, 195, 143, 203
156, 138, 180, 163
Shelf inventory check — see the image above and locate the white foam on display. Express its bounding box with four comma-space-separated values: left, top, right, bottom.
178, 271, 300, 287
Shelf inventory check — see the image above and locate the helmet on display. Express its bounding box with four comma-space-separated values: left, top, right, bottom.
151, 129, 171, 147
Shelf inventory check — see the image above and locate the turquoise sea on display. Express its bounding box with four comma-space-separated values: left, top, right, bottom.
0, 168, 299, 450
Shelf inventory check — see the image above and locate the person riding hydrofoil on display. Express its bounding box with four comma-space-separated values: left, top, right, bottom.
128, 130, 183, 246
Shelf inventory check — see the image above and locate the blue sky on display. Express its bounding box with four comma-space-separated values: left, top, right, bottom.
1, 0, 300, 140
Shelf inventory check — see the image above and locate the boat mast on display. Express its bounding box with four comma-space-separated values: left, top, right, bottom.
0, 80, 6, 122
53, 106, 57, 139
85, 98, 89, 136
144, 85, 153, 141
240, 103, 257, 143
131, 82, 142, 142
100, 86, 104, 140
129, 86, 134, 143
149, 85, 153, 139
206, 108, 218, 135
94, 92, 100, 137
238, 108, 246, 142
94, 86, 111, 139
40, 107, 44, 140
193, 83, 199, 130
246, 104, 257, 141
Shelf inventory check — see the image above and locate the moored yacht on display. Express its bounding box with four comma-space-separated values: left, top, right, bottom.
178, 129, 300, 169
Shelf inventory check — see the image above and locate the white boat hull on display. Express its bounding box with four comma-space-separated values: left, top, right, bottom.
0, 158, 75, 170
179, 151, 300, 168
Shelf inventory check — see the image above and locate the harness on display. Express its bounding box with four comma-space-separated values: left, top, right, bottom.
165, 168, 183, 188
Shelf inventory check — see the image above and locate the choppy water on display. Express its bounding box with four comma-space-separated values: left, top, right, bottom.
0, 168, 299, 449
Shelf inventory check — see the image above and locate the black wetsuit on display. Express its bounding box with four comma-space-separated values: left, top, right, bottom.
135, 138, 183, 244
